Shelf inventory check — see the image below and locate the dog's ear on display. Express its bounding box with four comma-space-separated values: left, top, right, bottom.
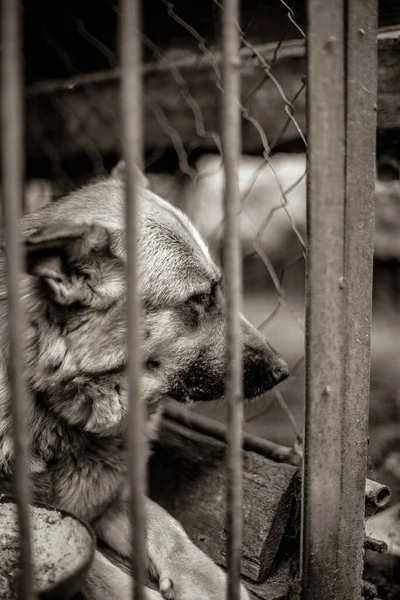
23, 220, 111, 306
111, 160, 149, 189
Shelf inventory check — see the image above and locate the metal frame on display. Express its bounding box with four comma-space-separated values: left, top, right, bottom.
222, 1, 243, 599
0, 0, 379, 599
1, 0, 35, 598
302, 1, 378, 599
120, 1, 147, 599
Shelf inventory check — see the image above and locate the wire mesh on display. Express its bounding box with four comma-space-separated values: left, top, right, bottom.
4, 0, 399, 598
24, 0, 308, 454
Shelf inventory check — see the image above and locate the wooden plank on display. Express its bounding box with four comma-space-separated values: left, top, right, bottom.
24, 29, 400, 165
148, 419, 300, 584
163, 405, 391, 513
22, 0, 400, 85
302, 1, 377, 600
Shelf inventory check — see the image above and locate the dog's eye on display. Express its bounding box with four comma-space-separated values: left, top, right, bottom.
188, 292, 209, 307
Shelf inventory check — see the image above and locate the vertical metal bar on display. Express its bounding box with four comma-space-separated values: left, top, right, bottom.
302, 2, 346, 594
1, 0, 35, 599
302, 0, 377, 599
222, 1, 242, 599
120, 1, 146, 599
340, 0, 378, 595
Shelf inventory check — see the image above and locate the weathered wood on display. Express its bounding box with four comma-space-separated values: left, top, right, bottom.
23, 0, 400, 85
164, 404, 301, 465
244, 559, 295, 600
25, 29, 400, 164
72, 409, 388, 599
163, 404, 391, 514
148, 419, 300, 583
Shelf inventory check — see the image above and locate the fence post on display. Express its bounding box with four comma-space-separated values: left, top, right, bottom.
222, 0, 243, 599
120, 1, 147, 599
302, 0, 378, 599
1, 0, 35, 598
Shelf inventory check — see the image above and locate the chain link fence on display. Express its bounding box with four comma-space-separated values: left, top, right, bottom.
19, 0, 400, 491
23, 0, 309, 454
2, 0, 399, 598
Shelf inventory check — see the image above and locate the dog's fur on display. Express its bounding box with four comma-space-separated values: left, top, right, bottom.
0, 167, 288, 599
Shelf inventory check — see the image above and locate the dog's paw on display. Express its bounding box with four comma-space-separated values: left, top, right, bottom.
155, 540, 249, 600
147, 589, 165, 600
83, 549, 165, 600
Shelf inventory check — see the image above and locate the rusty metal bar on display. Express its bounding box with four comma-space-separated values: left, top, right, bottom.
120, 0, 146, 598
302, 4, 347, 594
1, 0, 35, 598
222, 1, 242, 599
302, 0, 378, 598
339, 0, 378, 590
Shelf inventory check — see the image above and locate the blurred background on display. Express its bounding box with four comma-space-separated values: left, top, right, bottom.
12, 1, 400, 576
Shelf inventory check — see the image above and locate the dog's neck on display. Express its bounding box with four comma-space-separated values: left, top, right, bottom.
0, 275, 162, 479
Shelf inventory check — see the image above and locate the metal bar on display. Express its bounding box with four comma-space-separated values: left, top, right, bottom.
302, 1, 378, 599
221, 1, 242, 599
340, 0, 378, 594
0, 0, 35, 598
120, 1, 146, 598
303, 2, 346, 589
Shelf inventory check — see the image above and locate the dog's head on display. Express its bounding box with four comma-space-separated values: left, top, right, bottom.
19, 167, 288, 434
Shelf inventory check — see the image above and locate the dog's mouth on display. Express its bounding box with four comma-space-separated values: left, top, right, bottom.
168, 371, 288, 404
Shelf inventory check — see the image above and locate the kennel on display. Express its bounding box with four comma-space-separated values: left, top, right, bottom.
1, 0, 398, 598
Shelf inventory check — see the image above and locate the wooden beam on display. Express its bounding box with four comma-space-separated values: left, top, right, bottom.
25, 29, 400, 164
148, 419, 300, 584
87, 410, 389, 600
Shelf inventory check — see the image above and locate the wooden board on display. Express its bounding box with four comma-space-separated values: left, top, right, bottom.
25, 29, 400, 166
23, 0, 400, 84
149, 418, 300, 583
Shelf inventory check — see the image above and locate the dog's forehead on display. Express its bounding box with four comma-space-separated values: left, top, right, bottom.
21, 178, 219, 305
138, 190, 220, 303
141, 190, 210, 256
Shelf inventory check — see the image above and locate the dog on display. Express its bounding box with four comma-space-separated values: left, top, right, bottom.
0, 163, 289, 599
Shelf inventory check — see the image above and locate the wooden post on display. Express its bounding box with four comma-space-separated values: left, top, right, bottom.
302, 1, 378, 599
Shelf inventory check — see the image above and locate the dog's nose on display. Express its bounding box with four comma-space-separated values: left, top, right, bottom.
272, 358, 290, 384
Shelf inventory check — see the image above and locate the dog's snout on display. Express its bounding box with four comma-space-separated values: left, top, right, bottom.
271, 357, 290, 384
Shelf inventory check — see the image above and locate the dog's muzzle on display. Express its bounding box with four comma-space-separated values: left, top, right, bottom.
168, 348, 289, 404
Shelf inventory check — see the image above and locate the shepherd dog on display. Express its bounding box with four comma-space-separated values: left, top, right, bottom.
0, 162, 289, 599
